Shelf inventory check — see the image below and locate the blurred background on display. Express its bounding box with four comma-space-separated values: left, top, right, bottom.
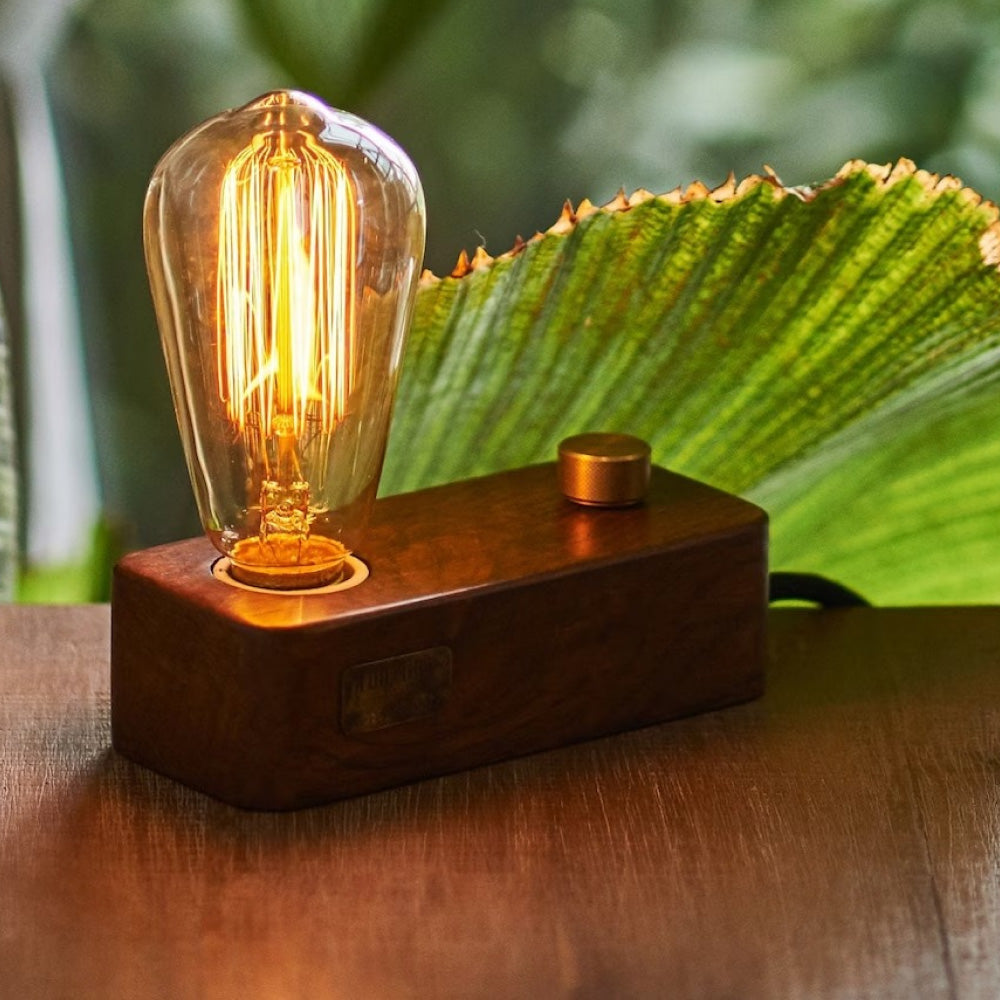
1, 0, 999, 599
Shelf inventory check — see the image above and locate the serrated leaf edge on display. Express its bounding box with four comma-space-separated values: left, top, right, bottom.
421, 158, 1000, 286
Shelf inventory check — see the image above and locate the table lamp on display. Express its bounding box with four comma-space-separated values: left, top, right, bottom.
111, 91, 768, 809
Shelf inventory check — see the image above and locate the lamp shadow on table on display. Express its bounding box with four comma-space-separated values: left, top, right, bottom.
75, 722, 685, 846
7, 707, 754, 988
6, 716, 690, 996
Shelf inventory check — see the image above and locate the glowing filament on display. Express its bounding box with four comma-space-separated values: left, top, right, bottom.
216, 131, 358, 442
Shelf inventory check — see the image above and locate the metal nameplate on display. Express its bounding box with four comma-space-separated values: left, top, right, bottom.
341, 646, 453, 734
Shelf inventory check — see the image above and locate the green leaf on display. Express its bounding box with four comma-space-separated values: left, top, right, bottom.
383, 160, 1000, 604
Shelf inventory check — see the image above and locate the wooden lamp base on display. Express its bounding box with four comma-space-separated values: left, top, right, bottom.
111, 464, 768, 810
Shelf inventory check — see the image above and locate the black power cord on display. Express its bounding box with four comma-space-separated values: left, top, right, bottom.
768, 571, 870, 608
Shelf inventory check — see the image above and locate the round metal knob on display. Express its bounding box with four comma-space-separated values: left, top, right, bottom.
557, 433, 652, 507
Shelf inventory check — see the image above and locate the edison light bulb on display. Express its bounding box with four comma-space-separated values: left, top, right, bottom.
143, 91, 425, 589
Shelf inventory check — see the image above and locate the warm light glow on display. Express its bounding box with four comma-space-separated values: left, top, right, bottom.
144, 90, 425, 590
213, 125, 360, 583
216, 130, 358, 446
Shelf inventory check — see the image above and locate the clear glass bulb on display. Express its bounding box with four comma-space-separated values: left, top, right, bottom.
143, 91, 425, 589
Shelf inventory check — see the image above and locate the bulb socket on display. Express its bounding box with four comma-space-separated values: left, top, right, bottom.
212, 554, 370, 595
558, 433, 652, 507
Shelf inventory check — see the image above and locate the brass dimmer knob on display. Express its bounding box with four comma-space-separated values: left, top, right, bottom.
557, 433, 652, 507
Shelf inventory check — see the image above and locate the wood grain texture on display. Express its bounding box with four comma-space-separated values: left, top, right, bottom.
111, 464, 767, 808
4, 604, 1000, 998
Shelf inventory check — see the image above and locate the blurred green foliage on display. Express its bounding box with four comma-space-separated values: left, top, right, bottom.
17, 518, 115, 602
13, 0, 1000, 599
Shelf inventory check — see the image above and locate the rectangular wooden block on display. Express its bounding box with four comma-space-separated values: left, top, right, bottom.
111, 464, 768, 809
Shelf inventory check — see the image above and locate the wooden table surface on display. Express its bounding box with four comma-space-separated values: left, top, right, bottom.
2, 604, 1000, 999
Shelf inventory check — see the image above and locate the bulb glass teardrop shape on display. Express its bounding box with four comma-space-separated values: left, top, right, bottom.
144, 91, 425, 588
